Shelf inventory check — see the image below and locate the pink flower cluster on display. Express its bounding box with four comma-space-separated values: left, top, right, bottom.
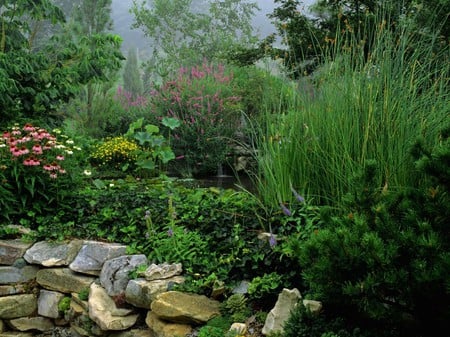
1, 123, 68, 179
115, 86, 148, 111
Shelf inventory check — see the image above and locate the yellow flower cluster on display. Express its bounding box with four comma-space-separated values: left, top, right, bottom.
90, 136, 138, 167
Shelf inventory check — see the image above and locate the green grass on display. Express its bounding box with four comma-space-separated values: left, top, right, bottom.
252, 16, 449, 207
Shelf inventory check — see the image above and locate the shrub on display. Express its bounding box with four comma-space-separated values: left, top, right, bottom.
150, 61, 243, 176
283, 304, 362, 337
297, 128, 450, 336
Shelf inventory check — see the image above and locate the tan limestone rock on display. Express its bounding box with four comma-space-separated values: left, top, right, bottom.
303, 299, 323, 314
0, 332, 34, 337
110, 328, 154, 337
151, 291, 220, 324
262, 288, 301, 336
145, 311, 192, 337
7, 316, 54, 332
88, 283, 139, 331
140, 263, 182, 281
0, 294, 37, 319
36, 268, 95, 293
125, 276, 185, 309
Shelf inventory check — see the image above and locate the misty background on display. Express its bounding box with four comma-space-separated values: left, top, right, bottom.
111, 0, 316, 54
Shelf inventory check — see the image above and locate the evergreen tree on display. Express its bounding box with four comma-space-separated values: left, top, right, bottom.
123, 48, 144, 98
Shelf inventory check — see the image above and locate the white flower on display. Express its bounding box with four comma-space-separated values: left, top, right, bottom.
65, 150, 73, 155
83, 170, 92, 176
66, 139, 74, 144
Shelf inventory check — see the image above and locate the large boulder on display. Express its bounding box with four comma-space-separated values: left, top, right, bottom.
151, 291, 220, 324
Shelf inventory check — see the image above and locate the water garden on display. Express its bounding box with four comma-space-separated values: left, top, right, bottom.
1, 1, 449, 336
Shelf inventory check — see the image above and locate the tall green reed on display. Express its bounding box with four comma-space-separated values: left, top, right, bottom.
253, 14, 449, 208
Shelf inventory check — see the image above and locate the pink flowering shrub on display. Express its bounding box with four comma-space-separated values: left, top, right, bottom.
151, 61, 242, 176
0, 123, 80, 223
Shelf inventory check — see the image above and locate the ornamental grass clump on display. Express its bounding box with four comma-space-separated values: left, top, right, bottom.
0, 123, 80, 223
90, 136, 139, 171
253, 12, 449, 207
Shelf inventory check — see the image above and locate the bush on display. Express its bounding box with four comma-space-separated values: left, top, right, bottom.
297, 128, 450, 336
284, 304, 362, 337
150, 61, 243, 176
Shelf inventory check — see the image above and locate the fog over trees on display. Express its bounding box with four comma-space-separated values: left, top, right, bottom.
111, 0, 315, 54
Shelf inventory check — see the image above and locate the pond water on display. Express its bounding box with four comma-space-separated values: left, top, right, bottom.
177, 174, 255, 192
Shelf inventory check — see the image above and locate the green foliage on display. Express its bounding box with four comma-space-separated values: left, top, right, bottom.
150, 61, 243, 176
206, 315, 234, 331
283, 304, 362, 337
124, 117, 178, 176
197, 325, 224, 337
0, 0, 123, 124
131, 0, 259, 79
252, 12, 449, 207
221, 293, 251, 322
145, 224, 211, 275
248, 272, 283, 300
268, 0, 325, 77
297, 129, 450, 336
78, 288, 90, 301
63, 84, 136, 139
267, 0, 449, 78
58, 296, 71, 313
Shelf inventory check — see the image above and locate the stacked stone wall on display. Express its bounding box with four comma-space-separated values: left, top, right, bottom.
0, 239, 220, 337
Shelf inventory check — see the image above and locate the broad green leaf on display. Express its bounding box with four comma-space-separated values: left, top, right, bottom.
162, 117, 181, 130
137, 159, 155, 170
145, 124, 159, 134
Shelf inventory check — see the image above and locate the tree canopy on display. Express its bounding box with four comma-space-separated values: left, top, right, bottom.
131, 0, 259, 80
0, 0, 123, 125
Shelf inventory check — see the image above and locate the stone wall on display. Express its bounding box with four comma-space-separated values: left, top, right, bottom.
0, 239, 222, 337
